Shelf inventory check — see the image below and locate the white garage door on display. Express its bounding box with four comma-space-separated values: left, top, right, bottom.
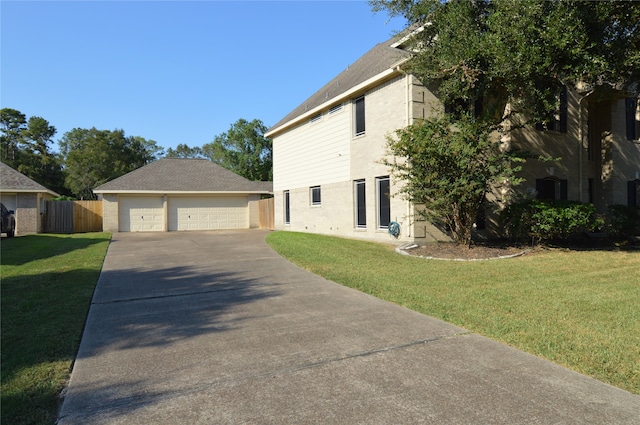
168, 196, 248, 231
119, 197, 164, 232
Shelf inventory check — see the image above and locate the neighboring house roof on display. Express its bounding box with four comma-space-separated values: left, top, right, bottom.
266, 34, 411, 137
0, 161, 59, 196
93, 158, 273, 194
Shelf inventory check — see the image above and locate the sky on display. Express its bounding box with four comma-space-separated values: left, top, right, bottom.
1, 1, 406, 153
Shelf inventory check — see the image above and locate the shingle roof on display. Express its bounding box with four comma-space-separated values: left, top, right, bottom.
0, 161, 59, 195
268, 34, 411, 134
93, 158, 273, 193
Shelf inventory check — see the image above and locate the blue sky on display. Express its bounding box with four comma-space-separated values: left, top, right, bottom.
1, 1, 405, 153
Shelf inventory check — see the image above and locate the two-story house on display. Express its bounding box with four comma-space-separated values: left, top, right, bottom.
266, 34, 640, 244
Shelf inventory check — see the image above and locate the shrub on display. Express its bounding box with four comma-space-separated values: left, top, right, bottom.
605, 204, 640, 238
502, 199, 603, 242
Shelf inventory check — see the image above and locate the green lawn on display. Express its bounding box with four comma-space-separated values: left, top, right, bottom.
1, 233, 111, 425
266, 231, 640, 395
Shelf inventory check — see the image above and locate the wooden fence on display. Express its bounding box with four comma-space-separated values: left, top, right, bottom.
44, 200, 103, 233
258, 197, 274, 230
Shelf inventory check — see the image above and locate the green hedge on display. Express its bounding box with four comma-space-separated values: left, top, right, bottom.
604, 204, 640, 238
501, 200, 604, 242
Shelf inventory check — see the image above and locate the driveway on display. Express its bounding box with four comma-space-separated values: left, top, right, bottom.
58, 230, 639, 424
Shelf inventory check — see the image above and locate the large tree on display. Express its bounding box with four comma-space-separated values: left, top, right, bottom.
59, 128, 156, 199
203, 118, 272, 181
0, 108, 27, 166
372, 0, 640, 244
20, 116, 66, 192
165, 143, 204, 159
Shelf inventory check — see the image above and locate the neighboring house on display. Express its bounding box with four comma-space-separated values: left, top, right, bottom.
0, 161, 59, 235
93, 158, 272, 232
266, 34, 640, 243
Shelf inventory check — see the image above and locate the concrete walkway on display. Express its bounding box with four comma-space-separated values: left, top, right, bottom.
58, 230, 639, 424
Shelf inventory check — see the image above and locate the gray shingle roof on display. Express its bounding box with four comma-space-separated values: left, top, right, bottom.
93, 158, 273, 193
0, 161, 59, 195
268, 34, 411, 134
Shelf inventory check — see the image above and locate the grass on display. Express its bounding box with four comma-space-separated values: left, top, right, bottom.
266, 231, 640, 395
1, 233, 111, 425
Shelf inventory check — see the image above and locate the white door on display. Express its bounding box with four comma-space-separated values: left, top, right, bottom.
168, 196, 248, 231
119, 197, 164, 232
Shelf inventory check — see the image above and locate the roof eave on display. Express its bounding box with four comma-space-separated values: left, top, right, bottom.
0, 188, 59, 197
92, 190, 273, 195
265, 59, 409, 138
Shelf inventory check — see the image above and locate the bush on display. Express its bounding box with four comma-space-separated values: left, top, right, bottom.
502, 199, 603, 242
605, 204, 640, 238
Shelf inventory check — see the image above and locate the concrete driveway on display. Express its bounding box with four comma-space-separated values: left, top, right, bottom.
58, 230, 639, 424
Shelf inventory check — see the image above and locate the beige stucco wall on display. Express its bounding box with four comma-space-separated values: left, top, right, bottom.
247, 194, 262, 229
272, 73, 448, 244
102, 194, 119, 232
610, 98, 640, 206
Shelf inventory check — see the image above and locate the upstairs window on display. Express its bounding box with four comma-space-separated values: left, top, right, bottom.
626, 98, 639, 141
354, 96, 365, 136
535, 84, 568, 133
310, 186, 321, 206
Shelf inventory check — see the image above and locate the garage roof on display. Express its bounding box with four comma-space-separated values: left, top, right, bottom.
0, 161, 60, 196
93, 158, 273, 194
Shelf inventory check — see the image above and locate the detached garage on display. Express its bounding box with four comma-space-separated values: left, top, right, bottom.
94, 158, 272, 233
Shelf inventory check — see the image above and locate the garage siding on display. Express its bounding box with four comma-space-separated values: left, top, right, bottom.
168, 196, 248, 231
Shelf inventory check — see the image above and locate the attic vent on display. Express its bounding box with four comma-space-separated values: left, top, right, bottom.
310, 113, 322, 123
329, 104, 343, 114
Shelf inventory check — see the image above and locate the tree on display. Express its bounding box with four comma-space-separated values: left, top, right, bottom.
59, 128, 156, 199
0, 108, 27, 166
384, 112, 526, 244
203, 118, 272, 181
20, 116, 66, 194
165, 143, 204, 159
371, 0, 640, 243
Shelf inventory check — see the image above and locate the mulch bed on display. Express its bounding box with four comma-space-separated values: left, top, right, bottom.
400, 241, 530, 260
399, 237, 640, 260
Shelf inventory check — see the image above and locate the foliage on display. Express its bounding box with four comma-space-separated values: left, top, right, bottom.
0, 109, 66, 194
371, 0, 640, 121
58, 128, 157, 199
0, 108, 27, 166
604, 204, 640, 239
203, 118, 272, 181
165, 143, 205, 159
501, 199, 604, 242
370, 0, 640, 241
384, 112, 526, 245
1, 233, 111, 425
267, 231, 640, 395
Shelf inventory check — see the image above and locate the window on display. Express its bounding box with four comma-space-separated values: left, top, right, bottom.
354, 180, 366, 228
626, 98, 639, 141
536, 177, 567, 201
310, 186, 321, 206
354, 96, 365, 136
284, 191, 290, 224
535, 84, 567, 133
376, 176, 390, 229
